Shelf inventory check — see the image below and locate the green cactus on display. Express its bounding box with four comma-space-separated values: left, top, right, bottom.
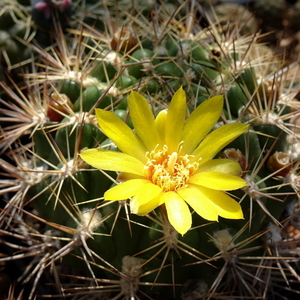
1, 1, 300, 299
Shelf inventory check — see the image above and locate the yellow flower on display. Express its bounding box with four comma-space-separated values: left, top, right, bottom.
80, 87, 249, 235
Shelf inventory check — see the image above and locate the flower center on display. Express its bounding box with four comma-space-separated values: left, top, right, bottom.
144, 145, 199, 192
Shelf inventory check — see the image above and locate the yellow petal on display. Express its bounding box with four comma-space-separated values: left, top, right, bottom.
164, 191, 192, 235
193, 185, 244, 219
117, 172, 144, 181
182, 95, 223, 154
193, 122, 249, 164
189, 172, 247, 190
133, 193, 165, 216
128, 91, 161, 150
177, 185, 218, 221
165, 87, 186, 152
95, 109, 147, 163
155, 109, 167, 144
104, 179, 150, 200
197, 159, 242, 176
80, 149, 144, 175
130, 183, 162, 214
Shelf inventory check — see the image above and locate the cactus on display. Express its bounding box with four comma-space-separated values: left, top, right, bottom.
1, 1, 300, 299
0, 0, 33, 78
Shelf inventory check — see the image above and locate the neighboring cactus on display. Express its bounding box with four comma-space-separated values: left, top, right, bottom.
254, 0, 286, 27
0, 0, 33, 76
1, 1, 300, 299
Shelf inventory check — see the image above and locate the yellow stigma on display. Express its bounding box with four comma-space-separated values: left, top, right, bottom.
144, 145, 199, 192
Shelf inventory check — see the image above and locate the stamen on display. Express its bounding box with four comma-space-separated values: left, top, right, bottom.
144, 145, 199, 192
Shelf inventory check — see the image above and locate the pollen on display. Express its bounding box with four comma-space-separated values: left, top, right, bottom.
144, 145, 199, 192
